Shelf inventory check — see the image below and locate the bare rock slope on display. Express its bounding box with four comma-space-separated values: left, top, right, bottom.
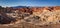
0, 6, 60, 28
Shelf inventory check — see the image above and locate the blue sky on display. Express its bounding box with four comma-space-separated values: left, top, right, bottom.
0, 0, 60, 7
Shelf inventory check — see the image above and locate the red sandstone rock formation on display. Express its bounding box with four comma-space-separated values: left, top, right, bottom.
0, 6, 60, 28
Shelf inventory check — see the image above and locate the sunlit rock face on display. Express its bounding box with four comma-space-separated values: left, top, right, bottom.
21, 6, 60, 25
0, 6, 60, 26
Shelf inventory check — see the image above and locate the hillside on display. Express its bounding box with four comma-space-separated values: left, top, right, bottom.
0, 6, 60, 28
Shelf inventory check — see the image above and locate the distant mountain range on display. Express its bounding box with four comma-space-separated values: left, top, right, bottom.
11, 6, 30, 8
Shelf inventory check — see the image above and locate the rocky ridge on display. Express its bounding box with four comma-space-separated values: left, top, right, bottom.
0, 6, 60, 28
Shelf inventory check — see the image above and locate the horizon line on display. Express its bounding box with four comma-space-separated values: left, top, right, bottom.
1, 5, 60, 7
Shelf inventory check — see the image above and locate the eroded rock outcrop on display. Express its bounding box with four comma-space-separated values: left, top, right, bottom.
0, 6, 60, 28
